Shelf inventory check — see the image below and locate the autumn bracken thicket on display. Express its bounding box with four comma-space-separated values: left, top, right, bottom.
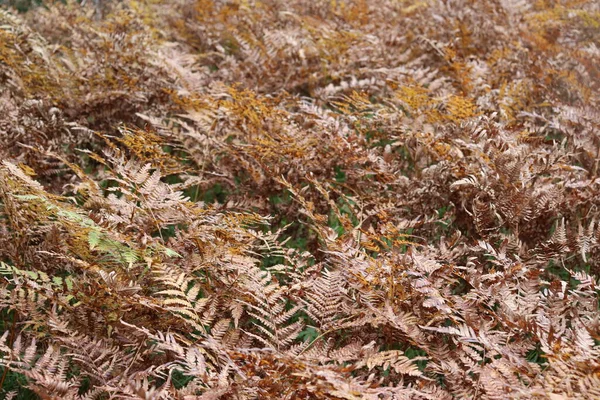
0, 0, 599, 398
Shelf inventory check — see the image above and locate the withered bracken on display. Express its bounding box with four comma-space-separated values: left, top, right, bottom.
0, 0, 599, 399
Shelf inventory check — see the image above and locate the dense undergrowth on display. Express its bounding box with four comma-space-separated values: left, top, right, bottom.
0, 0, 599, 398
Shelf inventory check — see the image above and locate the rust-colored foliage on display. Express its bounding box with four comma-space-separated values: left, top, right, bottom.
1, 0, 599, 398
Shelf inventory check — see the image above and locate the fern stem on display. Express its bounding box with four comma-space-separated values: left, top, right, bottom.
297, 327, 338, 357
